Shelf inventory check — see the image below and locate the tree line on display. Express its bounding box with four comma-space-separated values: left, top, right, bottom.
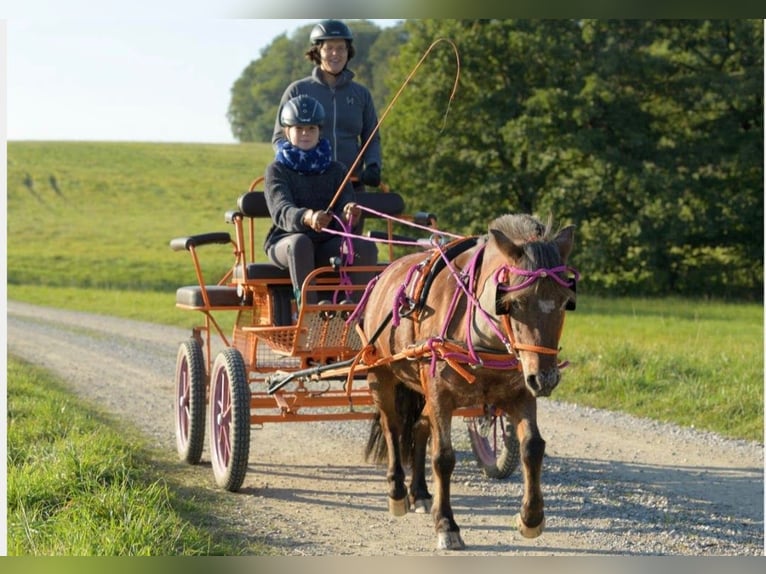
228, 19, 763, 299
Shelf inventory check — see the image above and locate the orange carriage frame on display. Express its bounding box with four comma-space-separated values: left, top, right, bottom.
170, 178, 517, 491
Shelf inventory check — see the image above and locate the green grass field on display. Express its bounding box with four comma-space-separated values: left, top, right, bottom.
6, 356, 268, 555
7, 141, 764, 443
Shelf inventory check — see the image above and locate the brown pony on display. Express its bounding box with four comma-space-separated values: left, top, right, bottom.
361, 213, 576, 550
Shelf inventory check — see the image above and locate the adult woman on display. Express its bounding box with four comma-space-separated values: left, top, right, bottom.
272, 19, 382, 192
264, 94, 378, 307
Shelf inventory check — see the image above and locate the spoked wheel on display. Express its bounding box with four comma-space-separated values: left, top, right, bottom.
209, 348, 251, 492
175, 339, 207, 464
466, 407, 520, 479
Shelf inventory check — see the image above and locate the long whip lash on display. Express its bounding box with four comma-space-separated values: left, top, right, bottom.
327, 37, 461, 211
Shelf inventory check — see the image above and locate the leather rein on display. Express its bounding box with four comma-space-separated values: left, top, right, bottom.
375, 236, 579, 385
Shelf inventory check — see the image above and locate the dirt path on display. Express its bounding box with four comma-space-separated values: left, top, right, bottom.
7, 300, 764, 555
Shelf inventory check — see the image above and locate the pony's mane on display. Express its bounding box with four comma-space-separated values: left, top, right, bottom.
488, 213, 569, 294
489, 213, 550, 243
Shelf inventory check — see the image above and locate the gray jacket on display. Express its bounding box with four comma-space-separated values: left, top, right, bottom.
272, 67, 382, 180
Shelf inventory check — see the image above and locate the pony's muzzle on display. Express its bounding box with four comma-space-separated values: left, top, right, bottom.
525, 369, 560, 397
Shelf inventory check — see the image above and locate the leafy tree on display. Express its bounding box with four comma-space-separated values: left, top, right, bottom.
378, 19, 762, 299
227, 27, 313, 143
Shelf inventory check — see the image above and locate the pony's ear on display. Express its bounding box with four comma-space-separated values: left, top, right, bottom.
555, 225, 575, 262
489, 228, 524, 261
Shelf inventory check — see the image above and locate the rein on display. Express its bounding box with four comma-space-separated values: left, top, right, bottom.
361, 238, 579, 385
321, 201, 580, 387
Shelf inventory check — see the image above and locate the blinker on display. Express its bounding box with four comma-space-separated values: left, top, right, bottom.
565, 277, 577, 311
495, 287, 510, 315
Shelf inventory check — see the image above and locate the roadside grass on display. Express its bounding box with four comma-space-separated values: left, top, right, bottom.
557, 297, 763, 442
7, 141, 763, 444
6, 356, 274, 555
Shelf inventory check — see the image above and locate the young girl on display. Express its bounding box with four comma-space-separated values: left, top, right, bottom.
264, 94, 378, 307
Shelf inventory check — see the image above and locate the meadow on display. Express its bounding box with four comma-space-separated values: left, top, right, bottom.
6, 141, 764, 443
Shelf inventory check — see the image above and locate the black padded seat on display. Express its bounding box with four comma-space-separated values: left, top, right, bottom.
237, 191, 270, 218
231, 263, 292, 282
175, 285, 247, 308
246, 263, 291, 280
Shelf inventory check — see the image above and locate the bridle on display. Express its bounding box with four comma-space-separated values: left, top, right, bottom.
493, 264, 580, 358
384, 239, 579, 383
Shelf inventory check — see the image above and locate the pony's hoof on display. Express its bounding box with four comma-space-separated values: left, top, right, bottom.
436, 531, 465, 550
388, 496, 410, 517
514, 513, 545, 539
413, 498, 432, 514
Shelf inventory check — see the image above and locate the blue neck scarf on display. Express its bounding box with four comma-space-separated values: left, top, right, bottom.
275, 137, 332, 175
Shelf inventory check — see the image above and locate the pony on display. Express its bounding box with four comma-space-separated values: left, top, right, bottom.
360, 213, 577, 550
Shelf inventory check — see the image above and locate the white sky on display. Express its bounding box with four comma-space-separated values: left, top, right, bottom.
5, 17, 400, 143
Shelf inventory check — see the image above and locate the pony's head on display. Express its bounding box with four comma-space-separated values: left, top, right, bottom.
487, 214, 576, 398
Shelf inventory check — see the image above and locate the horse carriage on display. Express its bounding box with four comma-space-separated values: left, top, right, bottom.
170, 177, 578, 550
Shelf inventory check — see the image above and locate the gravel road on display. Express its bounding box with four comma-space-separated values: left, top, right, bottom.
7, 300, 764, 555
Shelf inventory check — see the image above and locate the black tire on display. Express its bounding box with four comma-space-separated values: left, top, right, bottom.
208, 348, 251, 492
466, 410, 520, 479
174, 339, 207, 464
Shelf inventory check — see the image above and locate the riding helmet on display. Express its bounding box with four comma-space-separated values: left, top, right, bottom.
309, 19, 354, 44
279, 95, 325, 127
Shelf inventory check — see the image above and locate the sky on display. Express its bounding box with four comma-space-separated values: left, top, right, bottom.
4, 17, 400, 144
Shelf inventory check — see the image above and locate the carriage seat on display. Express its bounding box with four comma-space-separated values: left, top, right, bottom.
230, 189, 406, 221
227, 189, 406, 282
174, 285, 250, 308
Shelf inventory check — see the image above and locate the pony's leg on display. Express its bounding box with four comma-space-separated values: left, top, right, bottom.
513, 400, 546, 538
429, 407, 465, 550
408, 414, 432, 514
370, 376, 410, 517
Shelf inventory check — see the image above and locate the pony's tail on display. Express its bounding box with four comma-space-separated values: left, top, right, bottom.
364, 384, 427, 466
364, 411, 388, 464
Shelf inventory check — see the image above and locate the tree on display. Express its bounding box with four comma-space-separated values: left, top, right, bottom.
227, 28, 313, 142
378, 19, 762, 298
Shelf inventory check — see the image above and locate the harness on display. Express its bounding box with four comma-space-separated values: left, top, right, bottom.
354, 236, 575, 395
394, 236, 478, 319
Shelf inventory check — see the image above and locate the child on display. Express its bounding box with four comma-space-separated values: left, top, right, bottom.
264, 94, 378, 307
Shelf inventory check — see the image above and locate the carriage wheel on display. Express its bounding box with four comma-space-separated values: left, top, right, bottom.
175, 339, 207, 464
466, 409, 520, 479
209, 348, 251, 492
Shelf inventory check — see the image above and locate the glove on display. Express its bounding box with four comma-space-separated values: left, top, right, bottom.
361, 163, 381, 187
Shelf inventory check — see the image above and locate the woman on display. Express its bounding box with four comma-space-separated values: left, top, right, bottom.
264, 94, 378, 307
272, 19, 382, 192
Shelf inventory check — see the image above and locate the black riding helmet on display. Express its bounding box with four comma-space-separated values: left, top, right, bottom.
279, 95, 325, 127
310, 19, 354, 44
308, 19, 355, 62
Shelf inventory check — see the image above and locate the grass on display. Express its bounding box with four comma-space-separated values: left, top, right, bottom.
558, 297, 763, 441
6, 356, 274, 555
7, 141, 272, 291
6, 140, 763, 443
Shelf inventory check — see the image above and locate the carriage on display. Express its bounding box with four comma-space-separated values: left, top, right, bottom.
170, 177, 521, 493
